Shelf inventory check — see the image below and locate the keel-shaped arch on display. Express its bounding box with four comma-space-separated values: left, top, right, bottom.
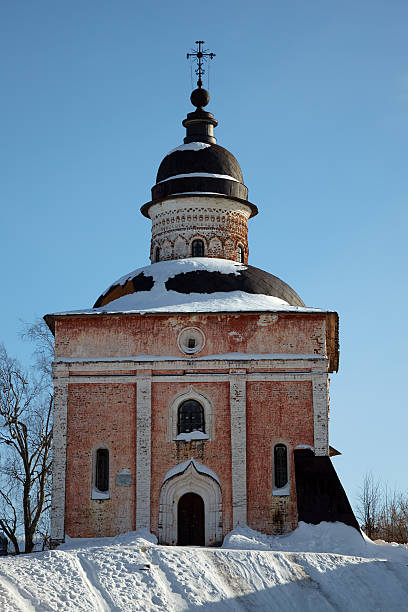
158, 459, 222, 546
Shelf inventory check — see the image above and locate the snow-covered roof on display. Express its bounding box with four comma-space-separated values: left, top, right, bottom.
163, 459, 220, 484
166, 142, 211, 155
48, 258, 329, 317
55, 296, 324, 316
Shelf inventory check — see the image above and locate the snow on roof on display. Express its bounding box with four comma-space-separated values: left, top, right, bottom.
55, 291, 324, 316
157, 172, 240, 184
166, 142, 211, 155
111, 258, 245, 291
50, 259, 327, 317
163, 458, 220, 484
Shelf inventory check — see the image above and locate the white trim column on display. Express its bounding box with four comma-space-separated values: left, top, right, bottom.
50, 369, 69, 545
136, 376, 152, 529
312, 373, 329, 456
229, 371, 247, 526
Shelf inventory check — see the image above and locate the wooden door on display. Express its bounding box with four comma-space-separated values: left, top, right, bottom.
177, 492, 205, 546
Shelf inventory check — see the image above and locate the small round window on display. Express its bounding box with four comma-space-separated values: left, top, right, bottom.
177, 327, 205, 355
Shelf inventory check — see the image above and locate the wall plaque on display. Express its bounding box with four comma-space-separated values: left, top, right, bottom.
116, 472, 132, 487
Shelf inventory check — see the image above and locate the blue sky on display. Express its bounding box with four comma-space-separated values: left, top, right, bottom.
1, 0, 407, 512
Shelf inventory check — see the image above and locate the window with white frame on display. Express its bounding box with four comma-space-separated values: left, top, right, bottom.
273, 443, 289, 495
177, 399, 205, 434
169, 388, 213, 442
237, 244, 245, 263
91, 447, 110, 499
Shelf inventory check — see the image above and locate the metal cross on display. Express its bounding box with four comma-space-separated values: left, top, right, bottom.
187, 41, 215, 88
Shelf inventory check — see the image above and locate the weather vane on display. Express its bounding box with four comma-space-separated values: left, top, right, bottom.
187, 41, 215, 89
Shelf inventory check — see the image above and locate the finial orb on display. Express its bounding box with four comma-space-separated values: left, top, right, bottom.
190, 87, 210, 109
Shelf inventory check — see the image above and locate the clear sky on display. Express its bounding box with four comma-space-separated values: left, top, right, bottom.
1, 0, 407, 513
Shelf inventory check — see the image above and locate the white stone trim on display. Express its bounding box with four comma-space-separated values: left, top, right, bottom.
54, 356, 328, 371
229, 374, 247, 526
90, 443, 110, 500
158, 460, 222, 545
272, 440, 291, 496
50, 371, 325, 385
312, 374, 329, 456
177, 327, 206, 355
168, 386, 214, 441
50, 379, 68, 544
136, 376, 152, 529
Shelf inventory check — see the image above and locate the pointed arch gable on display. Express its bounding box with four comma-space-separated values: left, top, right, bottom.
158, 460, 222, 546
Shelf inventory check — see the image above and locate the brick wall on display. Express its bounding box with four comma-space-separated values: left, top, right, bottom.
55, 313, 327, 360
246, 380, 314, 533
147, 196, 251, 263
57, 311, 328, 540
65, 383, 136, 537
150, 381, 233, 537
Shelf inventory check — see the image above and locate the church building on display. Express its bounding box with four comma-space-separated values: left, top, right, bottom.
46, 48, 358, 547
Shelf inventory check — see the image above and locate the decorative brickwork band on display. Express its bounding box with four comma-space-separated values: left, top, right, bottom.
229, 373, 247, 526
147, 197, 252, 263
312, 374, 329, 456
50, 375, 68, 545
136, 376, 152, 529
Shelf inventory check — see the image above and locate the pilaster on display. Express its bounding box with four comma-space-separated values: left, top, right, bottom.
313, 373, 329, 456
136, 376, 152, 529
229, 370, 247, 526
50, 367, 69, 546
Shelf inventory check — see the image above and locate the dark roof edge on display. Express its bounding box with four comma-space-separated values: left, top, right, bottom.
44, 314, 55, 336
140, 193, 258, 219
326, 311, 339, 373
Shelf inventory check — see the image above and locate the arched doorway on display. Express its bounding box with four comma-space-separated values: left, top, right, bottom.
177, 492, 205, 545
158, 459, 222, 546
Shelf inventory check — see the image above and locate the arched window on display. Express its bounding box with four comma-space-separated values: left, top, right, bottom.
274, 444, 288, 489
178, 400, 205, 434
237, 245, 244, 263
155, 246, 160, 262
191, 239, 204, 257
95, 448, 109, 492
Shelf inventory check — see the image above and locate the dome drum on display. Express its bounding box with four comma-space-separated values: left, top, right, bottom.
140, 193, 258, 220
143, 195, 253, 263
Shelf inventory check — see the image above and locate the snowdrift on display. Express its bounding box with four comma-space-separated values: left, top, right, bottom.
0, 523, 407, 611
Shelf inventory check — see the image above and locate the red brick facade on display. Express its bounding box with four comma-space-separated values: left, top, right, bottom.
55, 312, 328, 360
53, 311, 333, 541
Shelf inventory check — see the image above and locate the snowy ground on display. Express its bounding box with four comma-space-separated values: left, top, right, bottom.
1, 523, 408, 611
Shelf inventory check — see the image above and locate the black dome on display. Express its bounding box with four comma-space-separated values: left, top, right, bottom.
93, 259, 305, 309
156, 143, 243, 183
151, 143, 248, 201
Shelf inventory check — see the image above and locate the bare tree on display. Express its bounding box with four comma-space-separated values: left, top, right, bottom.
377, 487, 408, 544
356, 472, 382, 539
357, 472, 408, 543
0, 332, 53, 554
20, 318, 54, 383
